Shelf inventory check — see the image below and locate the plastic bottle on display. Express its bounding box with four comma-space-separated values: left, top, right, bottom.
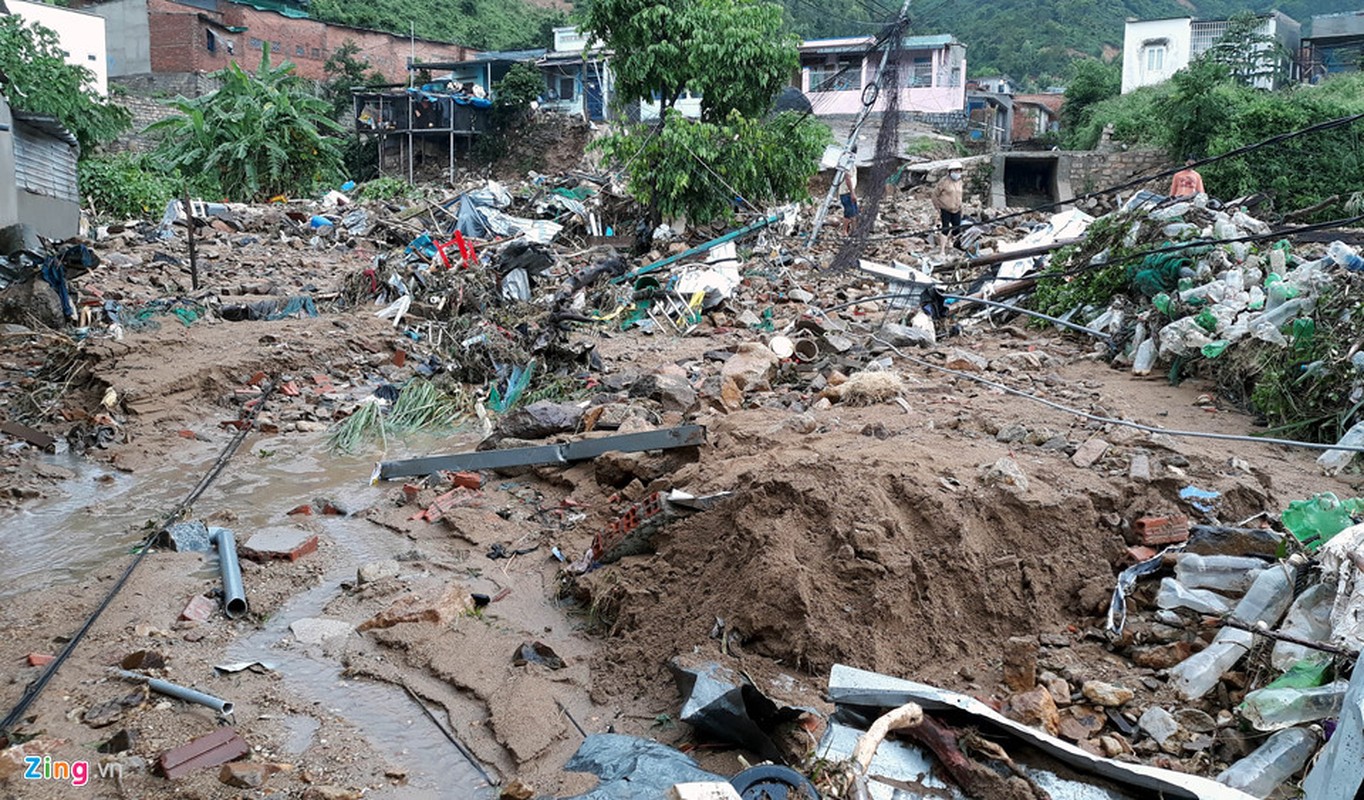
1281, 492, 1364, 548
1201, 341, 1229, 359
1316, 421, 1364, 476
1272, 584, 1335, 670
1247, 285, 1266, 311
1132, 339, 1157, 376
1174, 554, 1265, 594
1328, 241, 1364, 272
1253, 297, 1308, 332
1215, 727, 1320, 797
1268, 248, 1287, 274
1170, 559, 1299, 700
1156, 578, 1232, 615
1241, 682, 1349, 731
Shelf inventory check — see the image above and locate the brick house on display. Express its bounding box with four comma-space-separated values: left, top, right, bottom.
1011, 93, 1063, 143
79, 0, 475, 84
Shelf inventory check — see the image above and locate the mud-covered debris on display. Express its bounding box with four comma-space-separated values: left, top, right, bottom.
512, 641, 566, 670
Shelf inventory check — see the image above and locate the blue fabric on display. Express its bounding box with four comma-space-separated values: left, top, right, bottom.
839, 193, 858, 218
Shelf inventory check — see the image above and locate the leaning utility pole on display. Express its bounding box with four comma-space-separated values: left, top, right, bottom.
805, 0, 912, 247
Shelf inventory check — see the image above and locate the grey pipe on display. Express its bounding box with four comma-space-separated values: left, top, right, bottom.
214, 527, 249, 619
117, 670, 233, 716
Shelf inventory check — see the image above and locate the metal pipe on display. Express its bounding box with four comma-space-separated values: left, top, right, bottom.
214, 528, 248, 619
614, 212, 783, 284
117, 670, 234, 716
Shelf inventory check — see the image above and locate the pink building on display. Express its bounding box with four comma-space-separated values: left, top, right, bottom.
798, 34, 966, 118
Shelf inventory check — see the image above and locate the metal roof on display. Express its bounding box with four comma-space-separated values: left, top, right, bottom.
11, 111, 79, 150
800, 33, 959, 54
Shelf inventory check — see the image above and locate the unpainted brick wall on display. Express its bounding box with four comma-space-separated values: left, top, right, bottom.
1068, 148, 1171, 195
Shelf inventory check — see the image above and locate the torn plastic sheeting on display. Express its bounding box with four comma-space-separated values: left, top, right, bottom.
1318, 522, 1364, 652
857, 259, 940, 311
670, 659, 804, 763
562, 733, 725, 800
1107, 545, 1183, 636
1301, 646, 1364, 799
982, 208, 1096, 296
827, 664, 1255, 800
675, 263, 741, 310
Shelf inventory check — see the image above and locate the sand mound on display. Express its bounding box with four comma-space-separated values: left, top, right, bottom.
579, 455, 1131, 700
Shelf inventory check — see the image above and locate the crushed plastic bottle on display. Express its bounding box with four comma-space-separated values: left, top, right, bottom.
1316, 422, 1364, 477
1170, 559, 1299, 700
1281, 492, 1364, 550
1241, 681, 1349, 731
1201, 341, 1229, 358
1215, 727, 1320, 797
1272, 584, 1335, 670
1174, 554, 1265, 594
1156, 577, 1232, 615
1328, 240, 1364, 272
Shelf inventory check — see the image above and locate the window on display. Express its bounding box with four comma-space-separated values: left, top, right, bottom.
807, 57, 862, 92
87, 53, 98, 61
295, 45, 305, 57
206, 30, 216, 52
1144, 45, 1166, 71
557, 76, 575, 100
906, 56, 933, 87
249, 37, 262, 49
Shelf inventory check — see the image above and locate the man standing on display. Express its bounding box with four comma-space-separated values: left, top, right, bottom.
931, 160, 965, 257
839, 144, 859, 236
1170, 157, 1205, 198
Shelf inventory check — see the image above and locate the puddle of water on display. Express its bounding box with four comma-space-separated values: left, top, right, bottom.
3, 430, 495, 798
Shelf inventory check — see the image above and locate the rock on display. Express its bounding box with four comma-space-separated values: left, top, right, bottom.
1131, 641, 1197, 670
356, 559, 400, 584
880, 322, 932, 349
1138, 707, 1181, 747
943, 348, 988, 372
499, 400, 583, 439
1100, 734, 1132, 757
104, 253, 143, 269
240, 527, 319, 562
980, 457, 1029, 494
1002, 636, 1038, 692
1129, 453, 1152, 481
1058, 706, 1105, 741
1172, 708, 1217, 734
302, 787, 362, 800
358, 584, 472, 631
1071, 438, 1111, 468
119, 650, 166, 670
1003, 687, 1060, 736
220, 762, 269, 788
782, 413, 818, 435
996, 423, 1029, 443
97, 729, 136, 754
501, 779, 536, 800
787, 288, 815, 304
630, 374, 697, 413
289, 618, 353, 644
1046, 678, 1072, 707
720, 343, 779, 393
1082, 680, 1134, 707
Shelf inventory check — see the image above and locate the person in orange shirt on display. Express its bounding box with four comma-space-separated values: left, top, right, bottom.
1170, 157, 1205, 197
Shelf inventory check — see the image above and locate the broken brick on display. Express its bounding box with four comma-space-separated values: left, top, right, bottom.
180, 594, 216, 623
286, 504, 314, 516
240, 529, 319, 562
247, 372, 267, 386
280, 382, 301, 397
158, 728, 249, 779
1133, 515, 1190, 546
392, 349, 407, 367
448, 471, 482, 490
26, 652, 54, 667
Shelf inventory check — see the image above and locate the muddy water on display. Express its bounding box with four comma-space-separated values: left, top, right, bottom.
2, 429, 494, 798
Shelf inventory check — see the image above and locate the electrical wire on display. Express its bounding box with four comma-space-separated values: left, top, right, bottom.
871, 337, 1364, 454
0, 382, 277, 738
854, 109, 1364, 245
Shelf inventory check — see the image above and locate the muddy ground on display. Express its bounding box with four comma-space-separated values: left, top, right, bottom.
0, 177, 1360, 800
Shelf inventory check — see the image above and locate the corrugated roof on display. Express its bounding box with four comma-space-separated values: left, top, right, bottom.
11, 111, 79, 150
800, 33, 959, 53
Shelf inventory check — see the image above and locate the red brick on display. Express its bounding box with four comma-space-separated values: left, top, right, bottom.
448, 471, 482, 490
180, 594, 216, 623
286, 504, 314, 516
1134, 515, 1190, 546
26, 652, 55, 667
247, 371, 267, 386
280, 382, 301, 397
392, 349, 407, 367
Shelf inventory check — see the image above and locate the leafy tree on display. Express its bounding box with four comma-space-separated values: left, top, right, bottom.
584, 0, 798, 122
147, 48, 344, 201
1201, 12, 1290, 88
1060, 59, 1119, 144
493, 62, 544, 121
322, 40, 384, 120
1155, 58, 1236, 163
596, 109, 828, 224
0, 15, 129, 152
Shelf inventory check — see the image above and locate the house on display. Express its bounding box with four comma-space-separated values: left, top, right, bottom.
77, 0, 475, 84
1121, 12, 1301, 93
968, 74, 1016, 95
1011, 93, 1063, 142
5, 0, 109, 95
538, 27, 611, 121
0, 93, 81, 240
797, 34, 966, 120
1302, 11, 1364, 82
428, 49, 546, 96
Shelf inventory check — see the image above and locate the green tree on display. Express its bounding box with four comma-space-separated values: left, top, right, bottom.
322, 40, 383, 120
147, 48, 345, 201
1060, 59, 1118, 144
583, 0, 797, 122
493, 62, 544, 122
1201, 12, 1290, 88
0, 15, 129, 151
1155, 58, 1237, 163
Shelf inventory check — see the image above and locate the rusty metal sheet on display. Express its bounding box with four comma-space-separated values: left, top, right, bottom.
158, 728, 248, 779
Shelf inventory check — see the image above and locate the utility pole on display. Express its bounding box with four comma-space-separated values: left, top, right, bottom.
806, 0, 912, 248
182, 188, 199, 291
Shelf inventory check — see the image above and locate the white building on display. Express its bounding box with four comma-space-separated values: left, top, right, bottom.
1121, 12, 1300, 93
6, 0, 108, 96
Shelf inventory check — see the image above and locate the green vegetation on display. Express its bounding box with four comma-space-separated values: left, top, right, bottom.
586, 0, 828, 225
1060, 59, 1120, 146
147, 49, 345, 202
354, 176, 420, 201
329, 379, 471, 454
0, 15, 129, 151
78, 153, 214, 219
321, 40, 384, 121
310, 0, 564, 51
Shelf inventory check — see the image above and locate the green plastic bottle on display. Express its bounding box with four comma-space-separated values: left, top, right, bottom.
1201, 341, 1229, 358
1281, 492, 1364, 550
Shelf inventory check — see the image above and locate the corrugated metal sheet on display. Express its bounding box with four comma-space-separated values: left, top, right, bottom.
13, 122, 78, 203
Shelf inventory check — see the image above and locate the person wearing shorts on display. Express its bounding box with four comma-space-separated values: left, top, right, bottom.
838, 145, 858, 235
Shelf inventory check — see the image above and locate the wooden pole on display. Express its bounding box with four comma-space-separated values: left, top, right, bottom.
182, 188, 199, 291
